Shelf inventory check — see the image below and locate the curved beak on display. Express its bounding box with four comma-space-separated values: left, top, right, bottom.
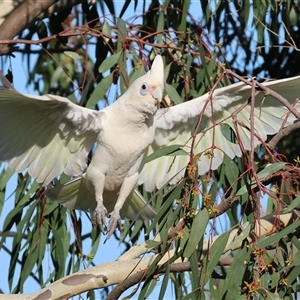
151, 86, 163, 106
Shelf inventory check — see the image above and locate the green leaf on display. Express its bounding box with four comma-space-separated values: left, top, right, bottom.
282, 195, 300, 213
51, 226, 66, 280
142, 145, 187, 165
158, 267, 169, 300
0, 190, 4, 217
264, 291, 281, 300
20, 247, 39, 286
118, 51, 128, 94
119, 0, 132, 19
189, 251, 201, 291
156, 12, 165, 45
36, 19, 48, 49
98, 51, 122, 73
145, 240, 161, 249
286, 266, 300, 288
198, 41, 212, 89
102, 20, 111, 43
221, 247, 251, 299
1, 204, 23, 236
102, 0, 115, 16
209, 277, 221, 299
86, 73, 113, 108
236, 162, 287, 196
146, 180, 185, 235
0, 167, 15, 190
117, 18, 127, 52
206, 230, 231, 278
256, 218, 300, 248
165, 83, 183, 105
178, 0, 189, 32
225, 222, 251, 252
129, 64, 146, 85
183, 208, 209, 258
88, 227, 101, 264
142, 279, 157, 300
163, 62, 171, 80
291, 235, 300, 251
256, 162, 287, 180
38, 222, 49, 269
64, 51, 81, 60
219, 154, 239, 193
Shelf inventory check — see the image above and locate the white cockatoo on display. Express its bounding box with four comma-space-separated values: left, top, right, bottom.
0, 56, 164, 240
0, 55, 299, 240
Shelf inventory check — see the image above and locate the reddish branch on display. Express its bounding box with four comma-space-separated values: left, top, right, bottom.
0, 26, 204, 58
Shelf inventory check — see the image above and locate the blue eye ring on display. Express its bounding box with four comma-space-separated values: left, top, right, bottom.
140, 82, 149, 96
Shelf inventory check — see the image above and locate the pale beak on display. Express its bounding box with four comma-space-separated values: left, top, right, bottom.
151, 86, 163, 106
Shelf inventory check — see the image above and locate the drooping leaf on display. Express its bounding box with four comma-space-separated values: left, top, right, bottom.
86, 73, 114, 108
183, 208, 209, 258
98, 51, 122, 73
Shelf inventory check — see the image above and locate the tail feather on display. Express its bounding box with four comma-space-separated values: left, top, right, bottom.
46, 176, 157, 220
46, 175, 95, 212
121, 189, 157, 220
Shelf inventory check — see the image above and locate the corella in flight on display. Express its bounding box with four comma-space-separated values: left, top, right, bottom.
0, 55, 299, 240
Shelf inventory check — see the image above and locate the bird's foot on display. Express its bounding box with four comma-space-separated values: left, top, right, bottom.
93, 202, 108, 232
104, 210, 123, 243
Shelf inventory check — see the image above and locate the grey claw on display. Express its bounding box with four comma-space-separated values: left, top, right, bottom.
104, 210, 122, 242
93, 203, 108, 232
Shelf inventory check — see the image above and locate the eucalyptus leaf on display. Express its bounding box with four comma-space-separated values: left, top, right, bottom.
183, 208, 209, 258
98, 51, 122, 73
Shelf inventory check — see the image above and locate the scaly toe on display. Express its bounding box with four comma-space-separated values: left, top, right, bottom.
93, 204, 108, 232
104, 210, 122, 242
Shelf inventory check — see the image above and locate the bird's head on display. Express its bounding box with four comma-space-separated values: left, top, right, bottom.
123, 55, 164, 117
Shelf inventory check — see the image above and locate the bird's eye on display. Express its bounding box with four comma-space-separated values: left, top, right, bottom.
139, 82, 149, 96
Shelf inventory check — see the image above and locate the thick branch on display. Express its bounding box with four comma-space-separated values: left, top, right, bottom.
106, 262, 198, 300
0, 0, 58, 55
0, 0, 85, 55
268, 121, 300, 150
107, 258, 234, 300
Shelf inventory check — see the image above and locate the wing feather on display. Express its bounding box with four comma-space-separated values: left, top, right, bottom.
139, 76, 300, 191
0, 88, 102, 185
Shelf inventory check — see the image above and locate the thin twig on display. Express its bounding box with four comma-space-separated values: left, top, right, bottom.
254, 16, 300, 52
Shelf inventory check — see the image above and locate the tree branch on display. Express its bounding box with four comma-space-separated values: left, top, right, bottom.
107, 258, 235, 300
268, 121, 300, 150
0, 0, 85, 55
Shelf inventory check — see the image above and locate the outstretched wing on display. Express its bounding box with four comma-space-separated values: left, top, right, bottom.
0, 88, 102, 185
139, 76, 300, 191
